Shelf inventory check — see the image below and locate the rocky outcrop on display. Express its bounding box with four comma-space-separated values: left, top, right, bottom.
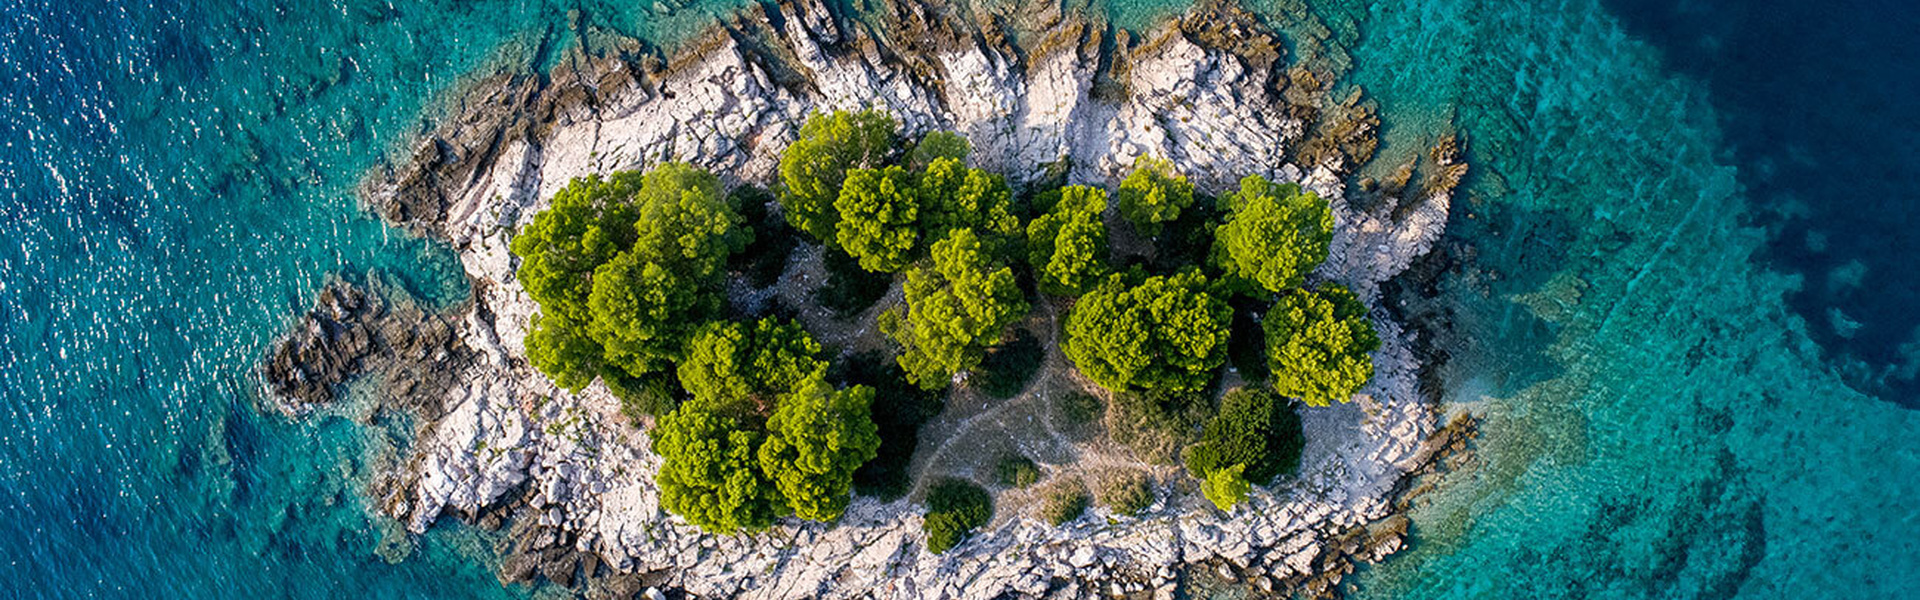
267, 0, 1464, 598
262, 272, 474, 416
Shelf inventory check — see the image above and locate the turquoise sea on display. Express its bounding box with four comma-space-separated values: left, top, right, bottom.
2, 0, 1915, 598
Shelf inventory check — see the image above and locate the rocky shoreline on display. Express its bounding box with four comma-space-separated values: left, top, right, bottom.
264, 0, 1467, 597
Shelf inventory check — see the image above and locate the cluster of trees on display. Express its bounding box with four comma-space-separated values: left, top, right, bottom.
511, 163, 881, 534
779, 109, 1029, 391
511, 108, 1387, 546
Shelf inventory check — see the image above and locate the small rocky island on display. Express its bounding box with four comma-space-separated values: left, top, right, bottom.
263, 0, 1469, 597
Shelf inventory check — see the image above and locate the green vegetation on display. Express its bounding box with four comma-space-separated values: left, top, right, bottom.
510, 110, 1383, 541
1094, 469, 1153, 516
1201, 463, 1251, 512
512, 164, 748, 397
779, 109, 896, 242
835, 165, 921, 272
993, 454, 1041, 488
1026, 185, 1111, 295
1116, 156, 1195, 236
1265, 284, 1380, 406
881, 229, 1029, 390
1063, 269, 1232, 393
923, 479, 992, 554
1037, 479, 1089, 526
651, 409, 781, 533
1183, 387, 1305, 486
1214, 175, 1332, 294
909, 130, 971, 170
916, 157, 1020, 250
760, 376, 882, 522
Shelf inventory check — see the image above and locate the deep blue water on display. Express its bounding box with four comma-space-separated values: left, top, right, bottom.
2, 0, 1917, 598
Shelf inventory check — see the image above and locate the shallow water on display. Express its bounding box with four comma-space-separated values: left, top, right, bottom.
2, 0, 1915, 598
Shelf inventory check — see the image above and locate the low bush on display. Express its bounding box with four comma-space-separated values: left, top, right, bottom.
1037, 479, 1089, 526
974, 328, 1044, 399
923, 479, 993, 554
993, 454, 1041, 489
1105, 388, 1209, 465
840, 352, 944, 499
1094, 469, 1154, 516
1183, 387, 1305, 486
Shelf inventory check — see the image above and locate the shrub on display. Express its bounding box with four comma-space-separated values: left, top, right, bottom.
924, 479, 993, 554
994, 454, 1041, 489
1037, 479, 1090, 526
1094, 469, 1154, 516
1265, 284, 1379, 406
606, 369, 679, 421
1182, 387, 1305, 485
1026, 185, 1110, 296
1062, 269, 1232, 393
778, 109, 896, 242
1201, 463, 1251, 512
1116, 156, 1195, 236
1214, 174, 1332, 294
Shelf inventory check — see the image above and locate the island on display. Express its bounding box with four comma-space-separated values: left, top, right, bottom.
261, 0, 1470, 597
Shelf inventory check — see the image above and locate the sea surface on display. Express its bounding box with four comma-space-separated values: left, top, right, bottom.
1, 0, 1915, 598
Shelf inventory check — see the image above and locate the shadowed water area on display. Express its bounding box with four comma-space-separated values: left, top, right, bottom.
1, 0, 1915, 598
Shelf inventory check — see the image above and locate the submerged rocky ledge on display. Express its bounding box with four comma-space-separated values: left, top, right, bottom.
264, 0, 1467, 597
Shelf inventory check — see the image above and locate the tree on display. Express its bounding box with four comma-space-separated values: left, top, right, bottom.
1214, 174, 1332, 293
1063, 269, 1232, 393
585, 163, 749, 377
1027, 185, 1110, 296
834, 165, 921, 272
523, 312, 603, 393
779, 109, 897, 242
652, 408, 783, 534
511, 172, 645, 324
1265, 284, 1380, 406
1115, 156, 1195, 236
881, 229, 1029, 389
677, 318, 827, 415
758, 375, 881, 522
512, 172, 646, 388
909, 130, 970, 170
916, 157, 1020, 251
1201, 463, 1250, 512
1183, 387, 1305, 485
923, 479, 992, 554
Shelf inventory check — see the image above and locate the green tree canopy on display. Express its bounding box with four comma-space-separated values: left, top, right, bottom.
652, 408, 783, 534
678, 317, 827, 416
881, 228, 1030, 389
1183, 387, 1305, 486
1026, 185, 1110, 296
1265, 284, 1379, 406
1214, 175, 1332, 294
523, 312, 604, 393
1115, 156, 1195, 236
585, 163, 749, 377
916, 157, 1020, 251
1063, 269, 1232, 393
778, 109, 897, 242
757, 375, 881, 522
510, 172, 645, 324
909, 130, 971, 170
834, 165, 921, 273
